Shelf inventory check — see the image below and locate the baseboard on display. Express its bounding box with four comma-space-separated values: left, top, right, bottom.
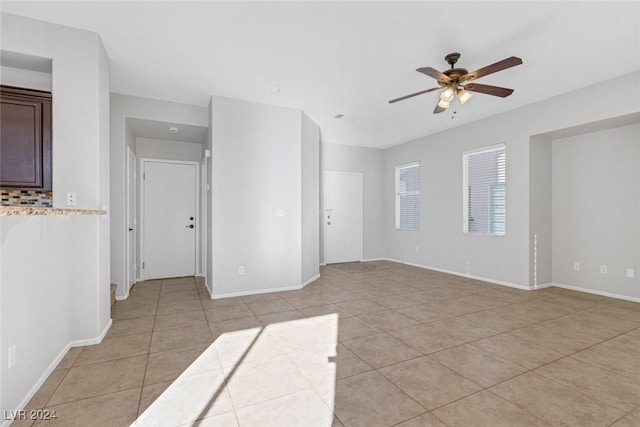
115, 294, 128, 301
6, 341, 72, 427
319, 263, 326, 266
532, 282, 554, 290
390, 258, 532, 291
550, 282, 640, 303
212, 283, 304, 299
70, 318, 112, 348
301, 274, 320, 288
203, 277, 214, 300
361, 258, 388, 262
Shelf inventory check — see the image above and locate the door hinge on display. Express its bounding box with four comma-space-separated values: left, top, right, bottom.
142, 262, 145, 269
143, 173, 146, 180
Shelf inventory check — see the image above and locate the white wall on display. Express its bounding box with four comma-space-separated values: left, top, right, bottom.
320, 143, 386, 263
136, 138, 203, 162
210, 96, 321, 297
384, 71, 640, 288
0, 12, 110, 420
110, 94, 208, 297
529, 136, 552, 287
552, 124, 640, 299
301, 113, 320, 283
0, 65, 52, 91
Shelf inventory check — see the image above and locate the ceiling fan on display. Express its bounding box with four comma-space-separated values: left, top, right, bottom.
389, 52, 523, 113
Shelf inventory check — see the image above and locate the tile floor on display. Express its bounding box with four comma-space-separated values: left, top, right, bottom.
14, 261, 640, 427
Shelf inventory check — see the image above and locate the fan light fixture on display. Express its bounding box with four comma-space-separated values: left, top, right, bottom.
457, 88, 473, 104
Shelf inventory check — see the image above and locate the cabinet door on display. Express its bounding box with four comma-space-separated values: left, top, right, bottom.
0, 86, 52, 189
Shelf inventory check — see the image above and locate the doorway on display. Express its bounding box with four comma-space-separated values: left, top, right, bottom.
126, 147, 137, 294
141, 159, 199, 280
323, 171, 363, 264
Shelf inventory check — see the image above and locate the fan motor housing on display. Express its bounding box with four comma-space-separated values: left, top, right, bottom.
443, 68, 468, 80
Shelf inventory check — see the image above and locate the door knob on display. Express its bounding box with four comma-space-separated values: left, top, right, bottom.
185, 224, 194, 229
327, 221, 331, 225
128, 228, 133, 231
189, 217, 194, 220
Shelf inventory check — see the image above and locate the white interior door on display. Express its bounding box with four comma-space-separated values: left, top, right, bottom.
126, 148, 137, 291
323, 171, 363, 264
143, 160, 197, 280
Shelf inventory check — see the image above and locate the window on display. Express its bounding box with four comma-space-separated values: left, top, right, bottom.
463, 144, 506, 236
395, 162, 420, 230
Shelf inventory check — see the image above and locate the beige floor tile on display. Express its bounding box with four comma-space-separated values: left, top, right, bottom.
368, 294, 419, 309
284, 294, 331, 309
430, 344, 526, 387
589, 303, 640, 324
336, 299, 387, 315
73, 333, 151, 366
432, 390, 548, 427
107, 316, 155, 338
247, 299, 296, 315
48, 355, 146, 406
342, 333, 421, 368
111, 302, 157, 320
156, 299, 202, 315
177, 412, 238, 427
336, 316, 382, 341
55, 347, 83, 369
539, 316, 621, 343
200, 296, 245, 309
35, 388, 140, 427
257, 310, 305, 325
379, 356, 481, 410
135, 368, 233, 426
150, 325, 212, 353
358, 310, 420, 332
610, 408, 640, 427
154, 309, 208, 331
144, 344, 209, 385
299, 303, 354, 319
213, 327, 285, 368
24, 368, 69, 410
428, 317, 500, 342
535, 357, 640, 412
318, 290, 361, 303
394, 413, 448, 427
204, 304, 255, 322
334, 371, 425, 427
138, 380, 173, 416
240, 293, 283, 304
508, 324, 595, 355
573, 339, 640, 380
460, 310, 529, 332
472, 334, 563, 369
235, 389, 334, 427
491, 372, 625, 426
396, 303, 453, 323
209, 316, 263, 339
224, 355, 312, 408
388, 323, 463, 355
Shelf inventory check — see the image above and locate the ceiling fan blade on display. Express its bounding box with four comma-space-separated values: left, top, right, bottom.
463, 83, 514, 98
417, 67, 451, 84
433, 103, 446, 114
460, 56, 523, 82
388, 87, 441, 104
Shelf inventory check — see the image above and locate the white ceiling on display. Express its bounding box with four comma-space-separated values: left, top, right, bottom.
2, 1, 639, 148
127, 118, 208, 144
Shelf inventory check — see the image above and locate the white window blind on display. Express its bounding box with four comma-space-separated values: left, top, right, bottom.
395, 162, 420, 230
463, 144, 506, 236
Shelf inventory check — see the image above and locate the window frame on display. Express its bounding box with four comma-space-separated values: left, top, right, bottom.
462, 143, 506, 237
395, 161, 420, 231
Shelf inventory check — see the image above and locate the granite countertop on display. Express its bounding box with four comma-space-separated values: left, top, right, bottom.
0, 206, 107, 216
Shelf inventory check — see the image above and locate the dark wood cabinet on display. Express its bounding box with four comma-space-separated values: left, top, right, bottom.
1, 85, 52, 190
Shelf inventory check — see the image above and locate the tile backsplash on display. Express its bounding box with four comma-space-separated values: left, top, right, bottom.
1, 189, 52, 207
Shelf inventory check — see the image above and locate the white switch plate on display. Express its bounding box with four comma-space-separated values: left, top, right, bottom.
600, 265, 608, 275
8, 345, 16, 368
238, 266, 245, 275
66, 192, 77, 206
276, 209, 284, 217
573, 262, 581, 272
626, 268, 635, 279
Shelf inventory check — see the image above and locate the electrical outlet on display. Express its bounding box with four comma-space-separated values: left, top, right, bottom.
8, 345, 16, 368
238, 266, 245, 276
626, 268, 635, 279
415, 246, 420, 253
66, 192, 77, 206
573, 262, 581, 272
600, 265, 608, 275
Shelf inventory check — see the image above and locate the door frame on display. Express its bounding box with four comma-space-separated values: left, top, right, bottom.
139, 157, 200, 280
125, 146, 137, 296
322, 170, 363, 264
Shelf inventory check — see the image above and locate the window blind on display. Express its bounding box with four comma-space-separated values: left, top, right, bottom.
395, 162, 420, 230
463, 144, 506, 236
